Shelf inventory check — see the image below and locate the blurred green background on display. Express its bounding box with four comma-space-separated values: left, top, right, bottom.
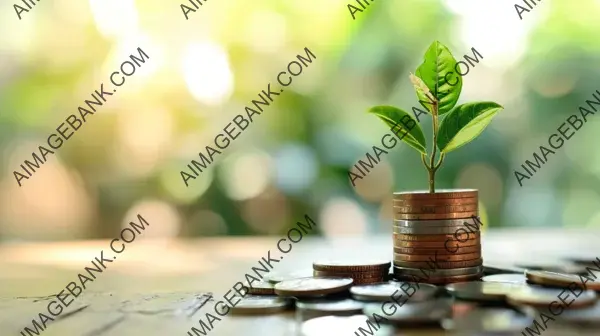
1, 0, 598, 242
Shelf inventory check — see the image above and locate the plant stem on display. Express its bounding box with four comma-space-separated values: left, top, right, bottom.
428, 103, 439, 193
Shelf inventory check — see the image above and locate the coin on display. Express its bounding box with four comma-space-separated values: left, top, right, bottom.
483, 263, 527, 275
351, 277, 388, 285
395, 238, 480, 248
350, 281, 439, 302
363, 299, 452, 325
393, 258, 483, 269
274, 277, 354, 297
526, 270, 600, 291
481, 273, 528, 284
246, 281, 275, 295
393, 225, 480, 235
394, 266, 482, 277
264, 270, 314, 284
506, 286, 597, 308
393, 189, 478, 199
312, 260, 391, 273
554, 300, 600, 326
393, 217, 482, 228
296, 298, 364, 315
442, 308, 533, 332
394, 232, 480, 242
394, 204, 478, 214
394, 211, 478, 220
393, 197, 478, 206
515, 261, 588, 274
446, 281, 523, 302
300, 315, 394, 336
394, 273, 482, 285
313, 270, 388, 279
394, 245, 480, 255
230, 295, 292, 315
394, 252, 481, 262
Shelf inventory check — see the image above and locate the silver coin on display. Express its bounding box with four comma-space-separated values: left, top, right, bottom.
446, 281, 524, 302
393, 217, 482, 228
515, 261, 588, 274
274, 277, 354, 297
484, 263, 527, 274
363, 298, 452, 325
350, 281, 438, 302
481, 273, 527, 284
300, 315, 394, 336
297, 298, 364, 314
393, 225, 480, 235
394, 265, 482, 277
442, 308, 533, 332
230, 295, 292, 315
245, 280, 275, 295
264, 269, 314, 283
555, 300, 600, 326
507, 286, 597, 308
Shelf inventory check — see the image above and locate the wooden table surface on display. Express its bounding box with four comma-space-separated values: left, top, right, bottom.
2, 229, 600, 335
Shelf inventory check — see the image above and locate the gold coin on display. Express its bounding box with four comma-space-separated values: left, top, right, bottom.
393, 197, 478, 206
393, 189, 478, 200
394, 204, 478, 214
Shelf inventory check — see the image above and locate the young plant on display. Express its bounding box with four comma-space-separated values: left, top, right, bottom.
368, 41, 503, 193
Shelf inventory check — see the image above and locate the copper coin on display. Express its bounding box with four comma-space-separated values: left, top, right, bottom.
393, 225, 480, 235
351, 277, 387, 285
313, 270, 388, 279
394, 232, 480, 242
506, 286, 597, 309
312, 260, 391, 273
394, 266, 483, 277
394, 252, 481, 262
393, 197, 478, 206
395, 238, 480, 248
394, 189, 478, 200
394, 259, 483, 269
274, 277, 354, 297
394, 245, 480, 255
394, 204, 479, 214
394, 273, 482, 285
395, 211, 479, 220
394, 218, 483, 228
526, 270, 600, 291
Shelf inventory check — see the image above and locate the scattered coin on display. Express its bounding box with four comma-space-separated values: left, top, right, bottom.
446, 281, 522, 302
394, 232, 480, 242
442, 308, 533, 332
506, 286, 597, 309
393, 189, 478, 200
313, 270, 388, 279
264, 270, 314, 284
363, 298, 452, 325
274, 277, 354, 297
300, 315, 394, 336
394, 266, 482, 277
394, 211, 479, 220
312, 260, 391, 273
246, 281, 275, 295
296, 298, 364, 315
230, 295, 292, 315
481, 273, 527, 284
394, 252, 481, 262
351, 277, 388, 285
395, 238, 480, 248
394, 204, 478, 214
394, 245, 480, 255
350, 282, 439, 302
515, 261, 588, 274
525, 270, 600, 290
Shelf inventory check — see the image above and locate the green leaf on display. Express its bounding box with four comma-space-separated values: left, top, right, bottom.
368, 105, 427, 154
436, 102, 504, 153
415, 41, 463, 115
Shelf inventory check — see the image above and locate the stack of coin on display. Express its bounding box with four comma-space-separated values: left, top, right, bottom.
312, 260, 390, 285
392, 189, 483, 284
